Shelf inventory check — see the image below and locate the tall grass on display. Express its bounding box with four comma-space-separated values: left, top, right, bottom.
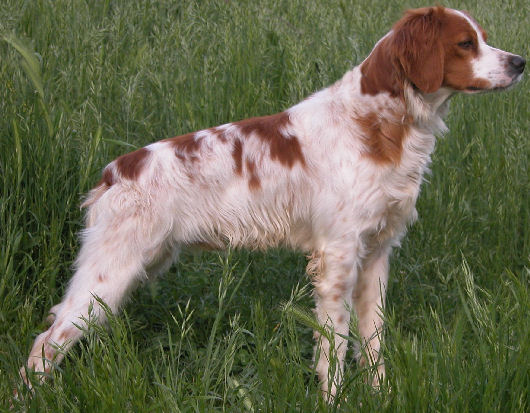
1, 0, 528, 411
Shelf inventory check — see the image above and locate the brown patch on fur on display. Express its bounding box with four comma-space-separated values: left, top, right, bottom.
166, 132, 201, 153
174, 151, 186, 162
245, 159, 261, 190
337, 315, 345, 324
460, 10, 488, 41
234, 112, 306, 168
99, 167, 115, 186
361, 7, 448, 95
115, 147, 150, 180
97, 273, 106, 282
361, 35, 404, 97
446, 74, 491, 91
357, 111, 410, 164
210, 127, 227, 143
164, 133, 203, 165
232, 139, 244, 175
391, 7, 447, 93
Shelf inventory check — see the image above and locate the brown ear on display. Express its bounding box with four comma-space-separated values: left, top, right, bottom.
391, 7, 445, 93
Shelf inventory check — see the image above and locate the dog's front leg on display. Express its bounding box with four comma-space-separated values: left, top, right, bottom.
352, 245, 390, 386
310, 246, 358, 399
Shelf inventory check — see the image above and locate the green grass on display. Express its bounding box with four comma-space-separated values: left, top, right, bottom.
0, 0, 528, 411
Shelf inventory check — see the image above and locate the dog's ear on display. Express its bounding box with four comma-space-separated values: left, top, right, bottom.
391, 7, 445, 93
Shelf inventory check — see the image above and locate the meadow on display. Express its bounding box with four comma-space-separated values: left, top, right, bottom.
0, 0, 528, 411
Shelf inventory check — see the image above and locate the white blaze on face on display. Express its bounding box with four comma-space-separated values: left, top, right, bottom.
453, 10, 519, 89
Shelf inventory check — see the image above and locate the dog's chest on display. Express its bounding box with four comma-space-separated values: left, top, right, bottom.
367, 174, 421, 248
352, 145, 430, 249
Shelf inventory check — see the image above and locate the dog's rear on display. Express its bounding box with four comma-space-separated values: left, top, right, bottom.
21, 6, 524, 399
22, 112, 314, 383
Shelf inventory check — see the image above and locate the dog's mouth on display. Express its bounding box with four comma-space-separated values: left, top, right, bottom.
465, 73, 523, 93
466, 84, 514, 92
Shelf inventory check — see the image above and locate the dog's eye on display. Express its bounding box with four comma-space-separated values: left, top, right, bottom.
458, 40, 474, 50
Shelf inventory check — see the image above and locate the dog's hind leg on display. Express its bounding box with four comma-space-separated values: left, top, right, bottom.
20, 185, 175, 387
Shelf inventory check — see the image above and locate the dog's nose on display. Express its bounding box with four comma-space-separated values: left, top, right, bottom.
508, 55, 526, 74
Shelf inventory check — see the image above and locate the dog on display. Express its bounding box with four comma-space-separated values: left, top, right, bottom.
21, 6, 524, 398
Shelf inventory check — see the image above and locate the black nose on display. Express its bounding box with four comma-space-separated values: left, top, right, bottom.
508, 55, 526, 74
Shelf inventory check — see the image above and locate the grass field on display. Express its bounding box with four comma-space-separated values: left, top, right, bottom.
0, 0, 528, 411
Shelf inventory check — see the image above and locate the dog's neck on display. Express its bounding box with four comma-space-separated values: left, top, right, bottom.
331, 65, 454, 137
404, 84, 454, 135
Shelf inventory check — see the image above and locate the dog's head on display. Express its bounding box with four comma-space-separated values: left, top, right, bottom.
361, 7, 525, 96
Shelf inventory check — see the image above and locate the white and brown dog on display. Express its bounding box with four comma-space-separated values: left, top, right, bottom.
22, 6, 524, 397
